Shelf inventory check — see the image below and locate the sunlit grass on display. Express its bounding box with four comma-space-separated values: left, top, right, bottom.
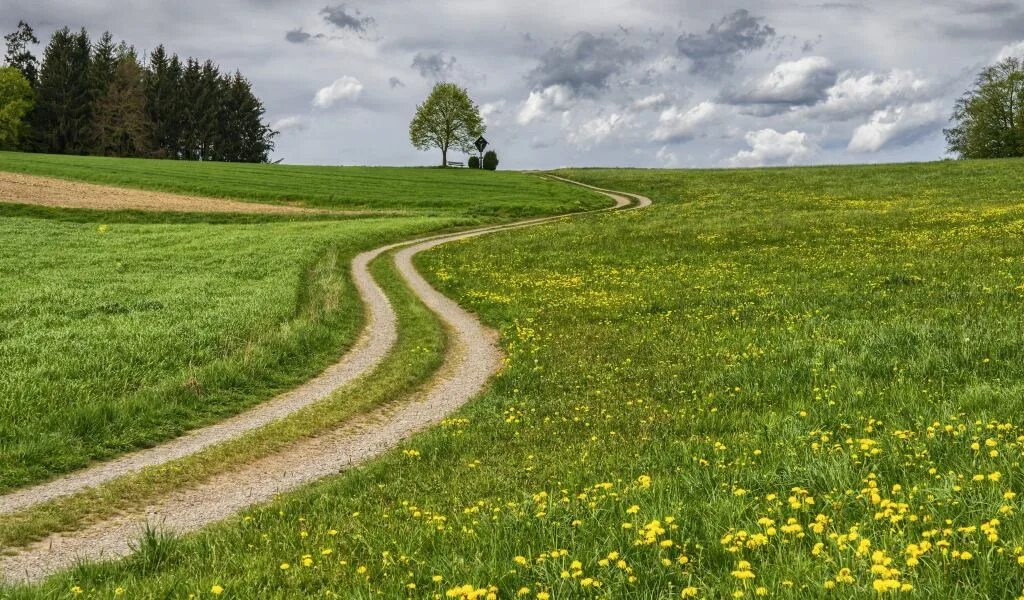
0, 151, 608, 217
15, 158, 1024, 598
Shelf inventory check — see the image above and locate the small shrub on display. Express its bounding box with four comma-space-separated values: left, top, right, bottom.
468, 155, 480, 169
483, 150, 499, 171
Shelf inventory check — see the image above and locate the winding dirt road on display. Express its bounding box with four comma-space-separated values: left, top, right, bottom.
0, 179, 651, 584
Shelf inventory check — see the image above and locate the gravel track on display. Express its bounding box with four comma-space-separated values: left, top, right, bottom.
0, 179, 650, 585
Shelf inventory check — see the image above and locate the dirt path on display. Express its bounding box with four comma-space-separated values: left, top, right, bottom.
0, 171, 331, 214
0, 179, 650, 585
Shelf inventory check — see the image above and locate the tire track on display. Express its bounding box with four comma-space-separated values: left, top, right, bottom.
0, 178, 650, 584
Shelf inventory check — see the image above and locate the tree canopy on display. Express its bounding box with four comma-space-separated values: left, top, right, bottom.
409, 82, 484, 166
945, 57, 1024, 159
0, 66, 33, 149
1, 22, 275, 163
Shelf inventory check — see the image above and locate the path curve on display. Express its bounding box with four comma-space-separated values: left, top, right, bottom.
0, 178, 651, 584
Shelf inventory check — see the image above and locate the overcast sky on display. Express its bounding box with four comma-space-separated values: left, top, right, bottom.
4, 0, 1023, 169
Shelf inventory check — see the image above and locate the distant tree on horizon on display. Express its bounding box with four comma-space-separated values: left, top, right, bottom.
3, 21, 39, 87
409, 82, 484, 167
946, 57, 1024, 159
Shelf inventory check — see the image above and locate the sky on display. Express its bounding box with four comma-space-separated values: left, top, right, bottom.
3, 0, 1024, 169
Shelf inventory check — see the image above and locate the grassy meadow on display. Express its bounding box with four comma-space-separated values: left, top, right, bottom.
0, 151, 605, 217
15, 158, 1024, 598
0, 156, 604, 493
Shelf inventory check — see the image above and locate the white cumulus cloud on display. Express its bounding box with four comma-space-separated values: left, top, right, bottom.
632, 93, 671, 112
728, 129, 814, 167
847, 101, 945, 153
517, 85, 574, 125
996, 41, 1024, 62
650, 101, 718, 143
313, 76, 364, 108
729, 56, 836, 107
567, 112, 632, 148
271, 116, 308, 133
813, 69, 933, 120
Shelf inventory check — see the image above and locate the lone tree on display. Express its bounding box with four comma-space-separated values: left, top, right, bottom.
409, 82, 484, 167
945, 56, 1024, 159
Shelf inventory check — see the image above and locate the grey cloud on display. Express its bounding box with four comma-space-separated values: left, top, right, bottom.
528, 32, 644, 96
285, 28, 311, 43
676, 9, 775, 75
388, 76, 405, 88
940, 2, 1024, 40
320, 4, 374, 33
412, 51, 457, 79
721, 57, 838, 113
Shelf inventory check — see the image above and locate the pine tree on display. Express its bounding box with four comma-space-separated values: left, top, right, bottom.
196, 60, 222, 160
29, 27, 94, 154
220, 71, 275, 162
177, 58, 202, 160
92, 55, 153, 157
144, 46, 183, 158
88, 31, 118, 152
4, 21, 39, 87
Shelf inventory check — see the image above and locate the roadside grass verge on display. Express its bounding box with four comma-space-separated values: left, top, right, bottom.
0, 151, 607, 217
0, 214, 461, 492
0, 248, 447, 551
13, 160, 1024, 598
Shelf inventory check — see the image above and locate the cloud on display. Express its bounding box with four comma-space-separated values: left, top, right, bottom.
528, 32, 644, 96
388, 76, 405, 89
676, 10, 776, 75
728, 129, 814, 167
996, 40, 1024, 61
847, 101, 945, 152
312, 76, 363, 108
412, 51, 457, 80
480, 100, 506, 125
285, 28, 312, 44
813, 69, 934, 120
271, 115, 308, 133
632, 93, 672, 112
517, 84, 573, 125
320, 4, 374, 33
568, 112, 632, 148
724, 57, 837, 110
650, 101, 719, 143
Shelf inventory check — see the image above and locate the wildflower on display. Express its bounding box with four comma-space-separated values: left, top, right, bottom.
681, 587, 699, 598
211, 585, 224, 595
279, 562, 290, 570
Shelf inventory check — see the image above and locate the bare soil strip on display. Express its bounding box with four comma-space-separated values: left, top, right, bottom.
0, 179, 649, 584
0, 171, 326, 214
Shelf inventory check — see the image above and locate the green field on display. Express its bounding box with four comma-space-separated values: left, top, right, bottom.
0, 151, 603, 217
14, 158, 1024, 598
0, 155, 604, 494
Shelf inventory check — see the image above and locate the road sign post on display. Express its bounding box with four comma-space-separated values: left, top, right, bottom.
474, 136, 488, 168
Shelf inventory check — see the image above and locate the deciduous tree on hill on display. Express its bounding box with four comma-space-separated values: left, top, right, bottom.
946, 57, 1024, 159
409, 82, 484, 167
0, 66, 33, 149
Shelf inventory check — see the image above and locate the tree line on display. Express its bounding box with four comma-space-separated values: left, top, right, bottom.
2, 21, 275, 162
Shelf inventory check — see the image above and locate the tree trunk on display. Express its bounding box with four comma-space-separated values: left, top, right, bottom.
442, 147, 447, 167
